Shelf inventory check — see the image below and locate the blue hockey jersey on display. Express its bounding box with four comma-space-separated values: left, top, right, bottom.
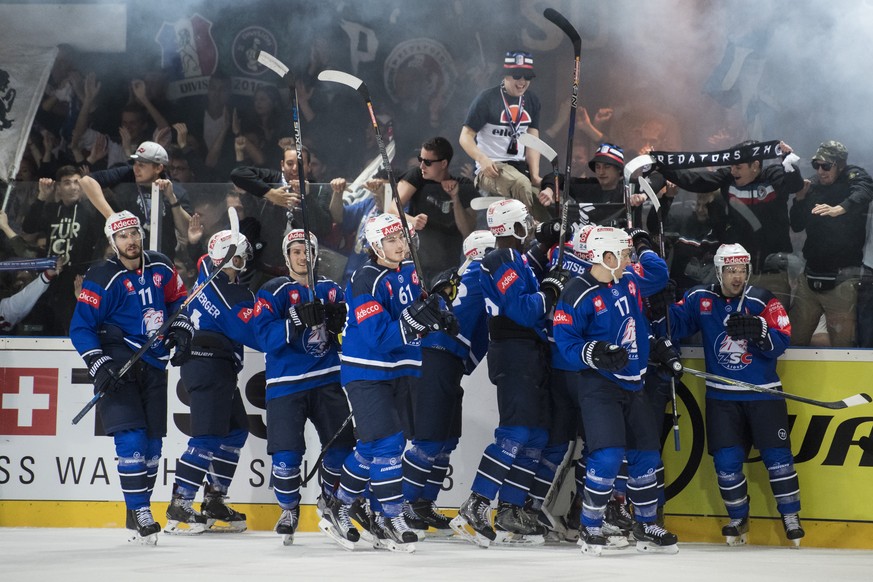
341, 259, 424, 383
552, 260, 664, 391
253, 275, 344, 401
421, 259, 489, 374
659, 284, 790, 401
480, 247, 549, 342
185, 257, 261, 368
70, 250, 187, 369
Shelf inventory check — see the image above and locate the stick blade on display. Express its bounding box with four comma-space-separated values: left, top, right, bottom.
518, 132, 558, 164
317, 69, 364, 92
470, 196, 504, 211
256, 50, 289, 77
841, 393, 873, 408
543, 8, 581, 44
639, 176, 661, 212
624, 154, 656, 183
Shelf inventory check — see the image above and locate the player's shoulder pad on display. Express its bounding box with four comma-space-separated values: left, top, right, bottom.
480, 247, 513, 273
84, 257, 125, 288
743, 285, 777, 309
561, 272, 599, 306
350, 263, 387, 296
260, 275, 292, 295
143, 250, 175, 272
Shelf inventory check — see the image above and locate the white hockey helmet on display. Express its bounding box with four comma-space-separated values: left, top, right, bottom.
462, 230, 497, 260
364, 213, 407, 261
575, 225, 632, 282
714, 243, 751, 284
486, 198, 533, 241
207, 230, 252, 271
104, 211, 143, 256
282, 229, 319, 273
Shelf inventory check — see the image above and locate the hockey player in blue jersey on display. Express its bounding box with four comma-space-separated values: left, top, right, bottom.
450, 199, 570, 547
70, 211, 192, 545
164, 230, 257, 535
329, 213, 457, 552
251, 229, 354, 546
657, 243, 804, 547
402, 230, 494, 536
551, 225, 681, 556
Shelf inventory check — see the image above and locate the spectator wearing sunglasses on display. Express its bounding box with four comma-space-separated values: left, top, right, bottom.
789, 140, 873, 346
657, 140, 803, 311
390, 136, 477, 285
459, 51, 549, 221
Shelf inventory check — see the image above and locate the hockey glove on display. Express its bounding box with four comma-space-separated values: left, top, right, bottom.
440, 310, 460, 337
324, 301, 348, 336
540, 268, 572, 310
726, 313, 768, 343
625, 227, 653, 254
649, 336, 683, 379
166, 316, 194, 367
289, 300, 326, 331
535, 219, 562, 248
646, 279, 677, 321
580, 341, 629, 372
430, 269, 461, 303
399, 294, 443, 343
85, 354, 130, 395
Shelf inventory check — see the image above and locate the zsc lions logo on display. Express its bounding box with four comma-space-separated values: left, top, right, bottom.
715, 332, 752, 371
616, 317, 638, 360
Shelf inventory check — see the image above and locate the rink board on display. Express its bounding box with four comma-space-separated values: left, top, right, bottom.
1, 339, 872, 548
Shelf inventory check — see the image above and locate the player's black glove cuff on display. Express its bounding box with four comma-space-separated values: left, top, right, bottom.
626, 228, 653, 254
725, 313, 767, 344
289, 300, 326, 331
167, 317, 194, 367
580, 341, 629, 372
85, 354, 127, 395
399, 294, 442, 343
540, 267, 572, 310
649, 336, 683, 379
647, 279, 677, 320
324, 301, 347, 336
535, 219, 561, 248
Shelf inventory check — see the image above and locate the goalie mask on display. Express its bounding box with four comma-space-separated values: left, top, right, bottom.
574, 225, 632, 283
486, 198, 533, 241
283, 229, 319, 275
462, 230, 497, 260
208, 230, 252, 271
104, 211, 144, 258
714, 243, 751, 286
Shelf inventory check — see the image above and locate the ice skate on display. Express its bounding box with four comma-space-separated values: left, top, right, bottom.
722, 516, 749, 546
405, 500, 454, 537
275, 506, 299, 546
348, 497, 375, 544
449, 492, 496, 548
127, 507, 160, 546
577, 524, 607, 556
632, 521, 679, 554
493, 502, 545, 546
782, 513, 805, 548
371, 513, 418, 553
201, 486, 247, 532
318, 497, 360, 551
164, 493, 208, 535
605, 497, 634, 535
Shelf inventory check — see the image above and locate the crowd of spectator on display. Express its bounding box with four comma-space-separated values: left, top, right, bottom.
1, 45, 871, 349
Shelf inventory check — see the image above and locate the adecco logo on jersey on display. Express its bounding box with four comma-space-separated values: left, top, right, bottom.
355, 301, 383, 323
77, 289, 101, 308
497, 269, 519, 293
553, 310, 572, 325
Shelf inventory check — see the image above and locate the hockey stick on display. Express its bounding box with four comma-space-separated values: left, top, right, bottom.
540, 436, 579, 536
543, 7, 581, 265
470, 196, 505, 211
317, 69, 427, 295
257, 50, 318, 301
683, 367, 873, 410
518, 132, 570, 265
623, 155, 656, 229
637, 176, 680, 450
72, 208, 240, 425
301, 411, 354, 486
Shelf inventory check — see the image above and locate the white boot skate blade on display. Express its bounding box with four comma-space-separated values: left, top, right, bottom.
790, 538, 802, 549
377, 539, 416, 553
317, 518, 357, 551
282, 534, 294, 546
449, 515, 491, 548
725, 533, 747, 546
128, 532, 159, 546
577, 539, 603, 556
163, 520, 207, 535
605, 535, 630, 549
636, 540, 679, 554
206, 519, 247, 533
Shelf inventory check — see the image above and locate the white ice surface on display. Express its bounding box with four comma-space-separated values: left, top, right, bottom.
1, 528, 871, 582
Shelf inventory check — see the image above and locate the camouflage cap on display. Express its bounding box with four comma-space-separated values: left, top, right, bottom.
812, 140, 848, 163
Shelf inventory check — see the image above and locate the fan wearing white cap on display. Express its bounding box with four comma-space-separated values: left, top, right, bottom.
164, 228, 256, 535
550, 224, 679, 554
657, 242, 802, 546
250, 228, 355, 546
69, 210, 193, 544
78, 139, 193, 259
